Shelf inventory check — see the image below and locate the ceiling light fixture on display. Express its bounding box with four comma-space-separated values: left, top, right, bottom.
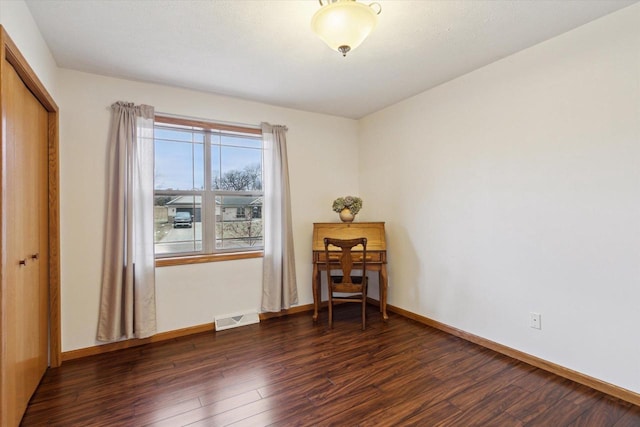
311, 0, 381, 57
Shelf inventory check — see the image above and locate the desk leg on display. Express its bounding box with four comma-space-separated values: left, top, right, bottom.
380, 264, 389, 321
312, 263, 320, 322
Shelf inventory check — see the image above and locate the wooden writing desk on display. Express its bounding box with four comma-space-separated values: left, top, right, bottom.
312, 222, 388, 322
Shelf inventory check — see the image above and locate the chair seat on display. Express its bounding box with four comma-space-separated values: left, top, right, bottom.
331, 276, 367, 294
330, 275, 365, 284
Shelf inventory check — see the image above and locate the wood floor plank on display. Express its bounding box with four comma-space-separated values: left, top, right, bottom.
401, 399, 464, 426
147, 390, 262, 427
505, 375, 585, 424
20, 305, 637, 426
133, 397, 202, 425
225, 395, 312, 427
613, 406, 640, 427
358, 374, 447, 425
448, 376, 522, 413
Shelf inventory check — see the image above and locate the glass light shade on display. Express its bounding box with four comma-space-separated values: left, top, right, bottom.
311, 0, 378, 56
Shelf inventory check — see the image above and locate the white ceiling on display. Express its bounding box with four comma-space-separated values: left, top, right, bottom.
26, 0, 638, 119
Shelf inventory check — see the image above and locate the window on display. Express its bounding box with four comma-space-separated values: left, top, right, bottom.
153, 116, 263, 259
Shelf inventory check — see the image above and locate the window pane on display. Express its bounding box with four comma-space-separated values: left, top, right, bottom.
211, 142, 221, 190
154, 195, 202, 255
220, 134, 262, 149
193, 144, 204, 190
215, 195, 263, 250
156, 127, 204, 143
212, 146, 262, 191
155, 140, 204, 190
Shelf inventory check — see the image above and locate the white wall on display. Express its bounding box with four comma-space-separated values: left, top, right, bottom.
359, 4, 640, 393
0, 0, 58, 98
57, 69, 359, 351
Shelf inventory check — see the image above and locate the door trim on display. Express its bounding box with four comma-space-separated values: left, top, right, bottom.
0, 26, 61, 367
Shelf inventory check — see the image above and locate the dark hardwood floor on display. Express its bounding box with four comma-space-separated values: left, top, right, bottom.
22, 305, 640, 426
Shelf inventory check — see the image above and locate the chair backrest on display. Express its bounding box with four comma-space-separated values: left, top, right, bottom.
323, 237, 368, 285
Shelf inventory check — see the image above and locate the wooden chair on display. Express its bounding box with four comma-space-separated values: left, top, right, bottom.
324, 237, 368, 330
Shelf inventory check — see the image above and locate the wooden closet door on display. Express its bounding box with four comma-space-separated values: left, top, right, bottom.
2, 58, 49, 427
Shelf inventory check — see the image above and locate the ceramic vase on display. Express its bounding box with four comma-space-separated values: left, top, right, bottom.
339, 208, 355, 223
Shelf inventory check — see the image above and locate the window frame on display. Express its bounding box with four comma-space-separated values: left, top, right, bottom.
153, 115, 264, 266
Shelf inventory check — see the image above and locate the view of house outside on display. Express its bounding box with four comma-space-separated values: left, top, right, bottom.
153, 122, 264, 256
153, 195, 263, 255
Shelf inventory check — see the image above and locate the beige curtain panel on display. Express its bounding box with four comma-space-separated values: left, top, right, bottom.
261, 123, 298, 311
97, 101, 157, 342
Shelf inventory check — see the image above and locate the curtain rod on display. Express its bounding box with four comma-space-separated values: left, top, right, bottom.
155, 111, 261, 130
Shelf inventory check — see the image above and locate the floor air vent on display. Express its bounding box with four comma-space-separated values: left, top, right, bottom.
215, 311, 260, 331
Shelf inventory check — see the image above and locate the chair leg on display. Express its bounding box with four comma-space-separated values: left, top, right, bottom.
361, 297, 366, 330
328, 293, 333, 329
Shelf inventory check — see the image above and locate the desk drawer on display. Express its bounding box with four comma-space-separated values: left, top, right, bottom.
314, 251, 383, 263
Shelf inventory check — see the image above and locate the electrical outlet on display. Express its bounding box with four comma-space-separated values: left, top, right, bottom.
530, 312, 542, 330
